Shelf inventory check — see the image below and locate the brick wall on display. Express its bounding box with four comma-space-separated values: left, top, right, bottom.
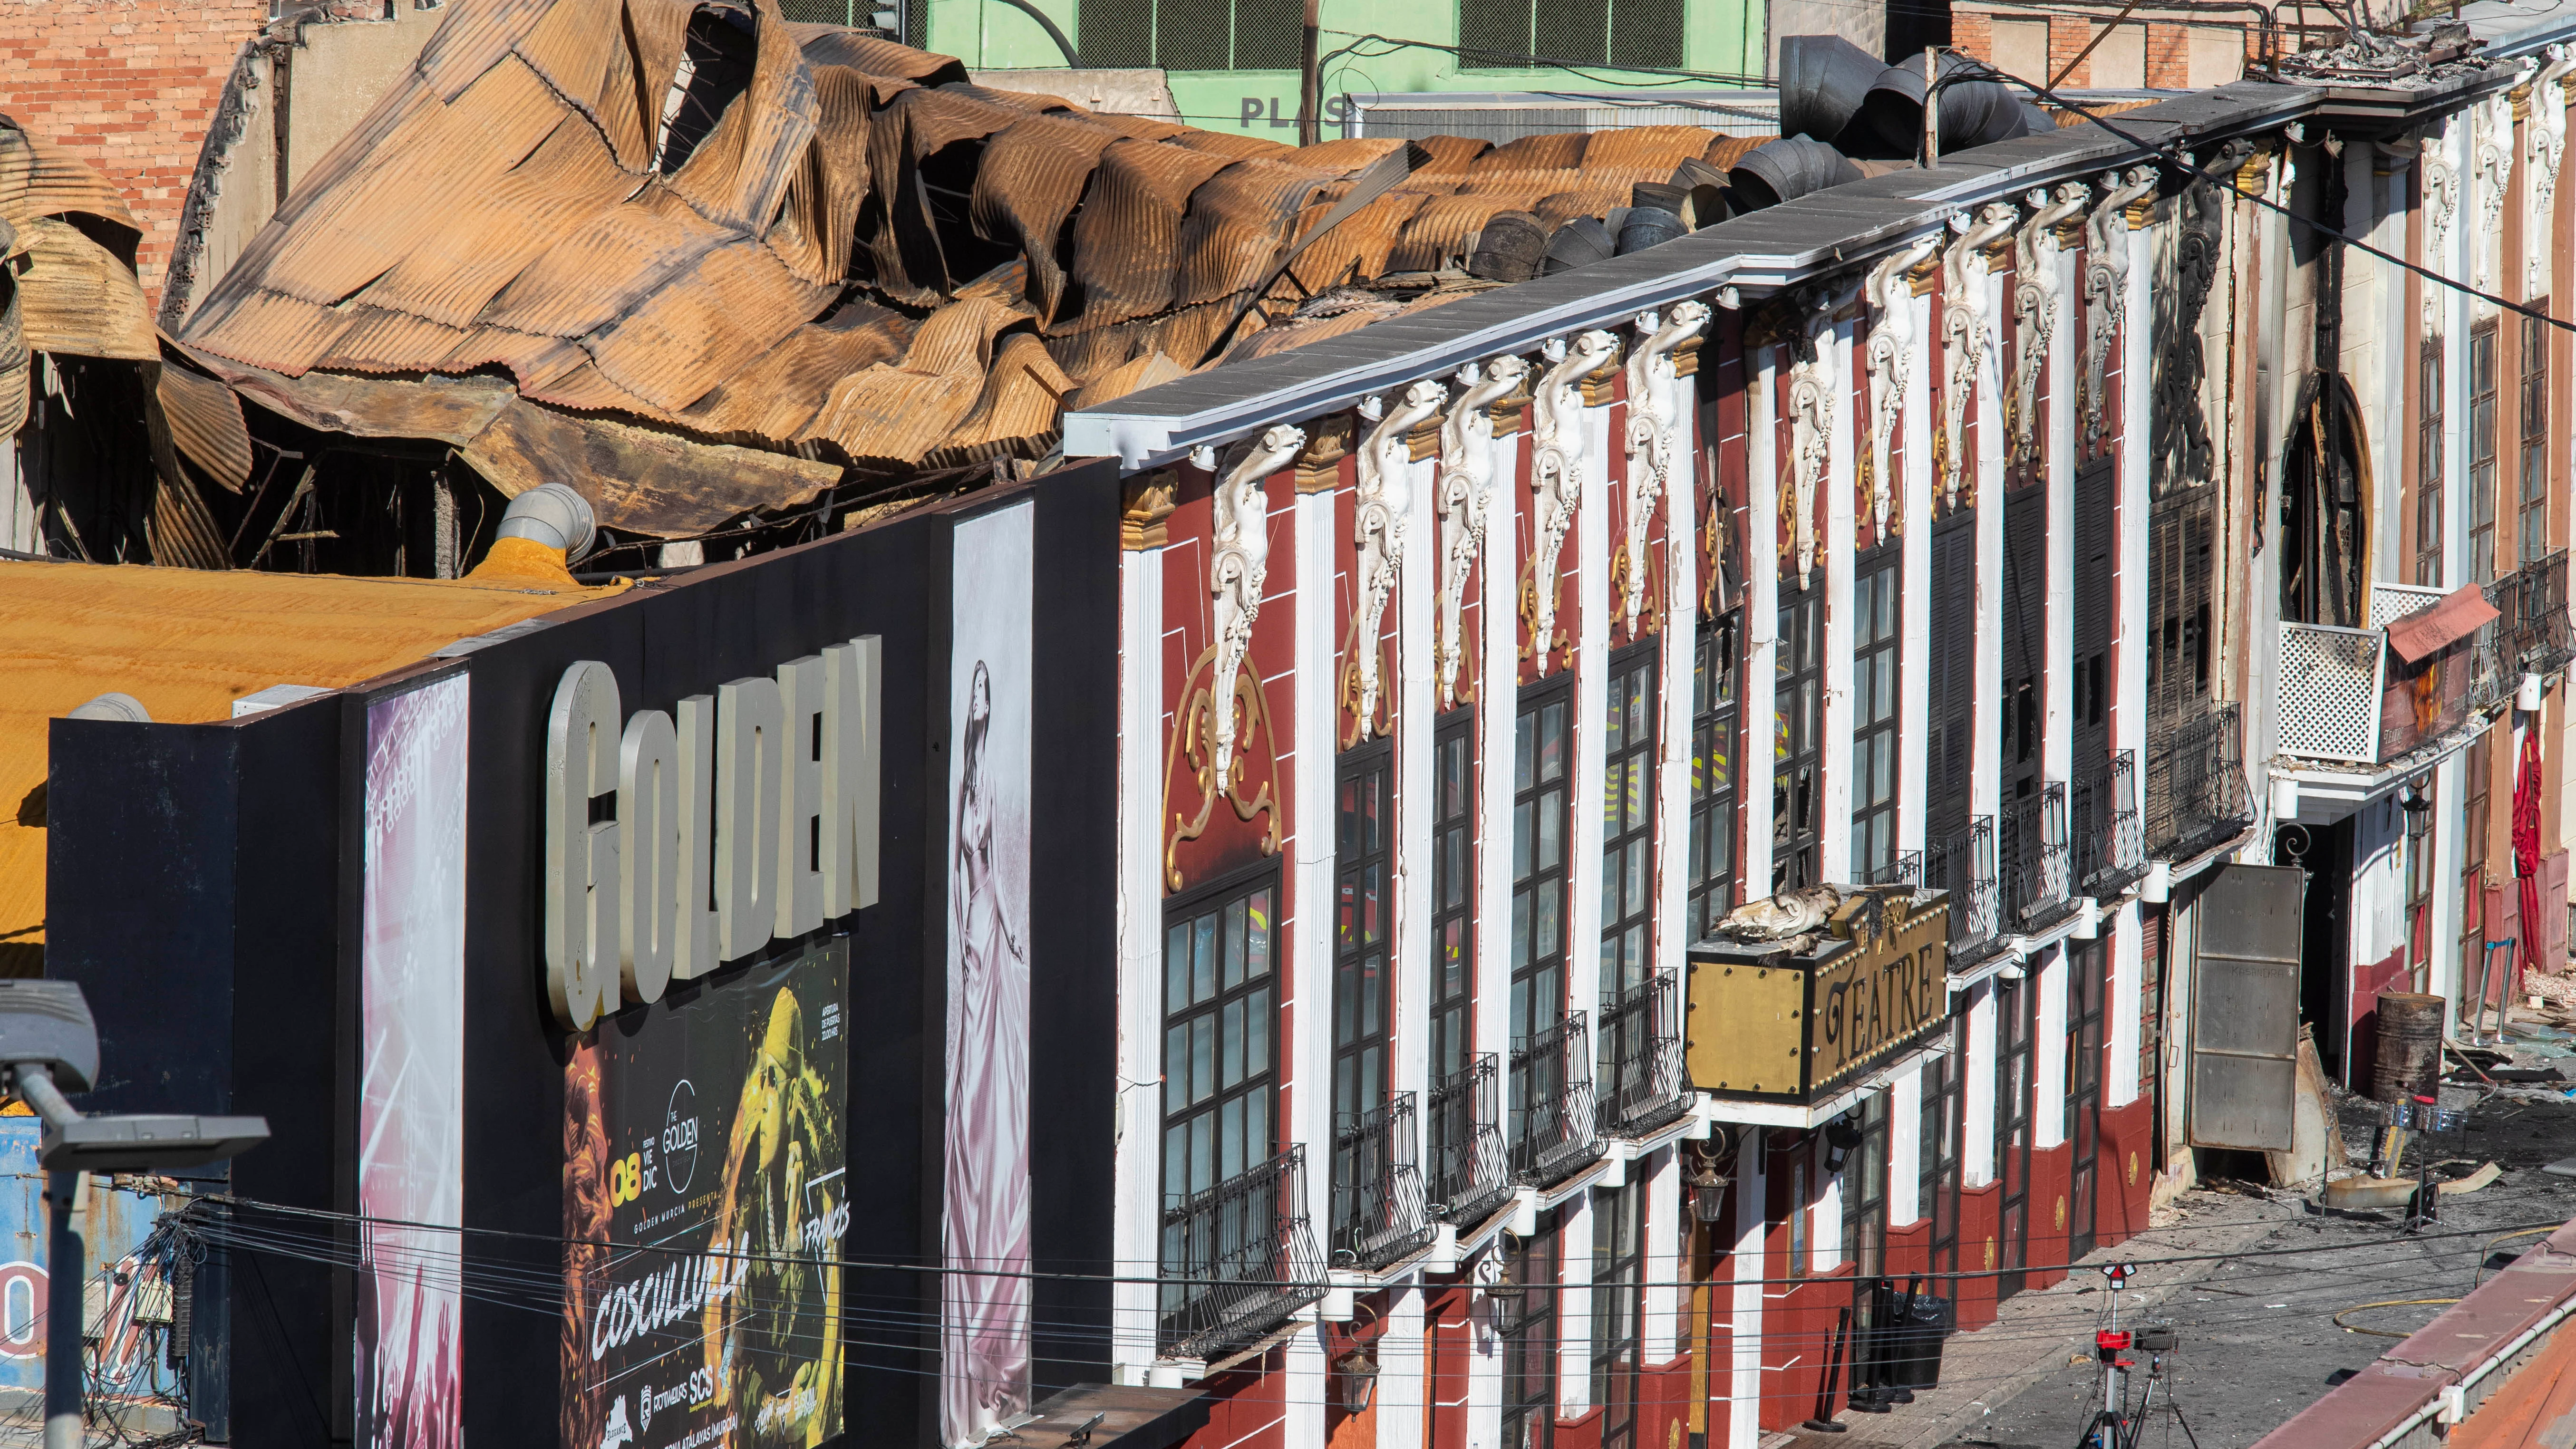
0, 0, 269, 307
1951, 9, 1993, 62
2047, 15, 2091, 87
2144, 22, 2189, 88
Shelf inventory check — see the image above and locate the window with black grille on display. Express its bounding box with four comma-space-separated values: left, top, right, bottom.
1078, 0, 1298, 71
2147, 487, 2215, 730
2419, 338, 2445, 587
1600, 647, 1657, 1001
1849, 548, 1901, 881
1927, 512, 1978, 842
1161, 871, 1278, 1206
2521, 303, 2550, 567
1687, 611, 1741, 942
2471, 317, 2499, 584
1457, 0, 1682, 69
1512, 681, 1575, 1043
1335, 744, 1394, 1132
1433, 714, 1476, 1082
1773, 583, 1823, 893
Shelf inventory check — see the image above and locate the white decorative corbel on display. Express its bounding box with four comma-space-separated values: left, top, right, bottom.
2529, 47, 2572, 295
1351, 379, 1446, 737
2476, 89, 2517, 290
1209, 424, 1305, 786
1940, 202, 2020, 512
1785, 299, 1835, 591
1620, 300, 1712, 638
2081, 168, 2160, 454
2009, 182, 2091, 473
1528, 330, 1620, 674
1435, 355, 1530, 709
2423, 123, 2459, 334
1863, 235, 1939, 538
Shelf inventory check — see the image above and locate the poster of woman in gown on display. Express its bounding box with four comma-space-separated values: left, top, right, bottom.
941, 500, 1034, 1448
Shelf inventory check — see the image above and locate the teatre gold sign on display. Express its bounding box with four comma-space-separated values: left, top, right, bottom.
1803, 894, 1949, 1094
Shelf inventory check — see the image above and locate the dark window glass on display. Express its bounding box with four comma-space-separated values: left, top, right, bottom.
1600, 648, 1657, 1000
1511, 682, 1574, 1043
2419, 338, 2445, 587
1335, 746, 1393, 1133
2522, 305, 2551, 566
1077, 0, 1299, 71
1499, 1210, 1561, 1449
2471, 318, 2499, 584
1433, 714, 1476, 1082
1458, 0, 1679, 68
1850, 549, 1902, 880
1918, 1021, 1963, 1278
1161, 876, 1278, 1207
1773, 585, 1824, 892
1687, 612, 1741, 941
1590, 1181, 1646, 1449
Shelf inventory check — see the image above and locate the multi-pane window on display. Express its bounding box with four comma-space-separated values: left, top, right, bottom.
1335, 746, 1393, 1133
1601, 648, 1657, 1000
1918, 1023, 1963, 1277
2465, 741, 2493, 973
1850, 552, 1901, 880
1774, 585, 1824, 893
1842, 1094, 1888, 1278
1433, 715, 1476, 1082
1590, 1181, 1647, 1449
2521, 305, 2551, 566
1077, 0, 1297, 72
1458, 0, 1683, 70
2471, 318, 2499, 584
1162, 876, 1278, 1206
2407, 779, 2437, 989
1785, 1157, 1809, 1277
1500, 1210, 1561, 1449
2419, 338, 2445, 587
1511, 684, 1574, 1043
1687, 612, 1741, 941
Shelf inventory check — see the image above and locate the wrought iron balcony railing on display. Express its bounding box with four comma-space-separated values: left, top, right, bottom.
2143, 702, 2253, 861
1922, 817, 2000, 961
1509, 1012, 1603, 1188
2000, 783, 2072, 931
1866, 850, 1923, 888
1427, 1054, 1512, 1228
1157, 1146, 1327, 1360
2501, 549, 2573, 676
1329, 1093, 1435, 1272
1597, 970, 1692, 1139
2071, 751, 2147, 897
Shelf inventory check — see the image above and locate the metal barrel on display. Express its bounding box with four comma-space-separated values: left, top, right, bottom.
2373, 991, 2447, 1103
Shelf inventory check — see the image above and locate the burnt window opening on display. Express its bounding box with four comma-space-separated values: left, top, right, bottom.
2279, 373, 2368, 628
2470, 318, 2499, 585
2417, 338, 2445, 587
2520, 303, 2551, 567
656, 5, 758, 177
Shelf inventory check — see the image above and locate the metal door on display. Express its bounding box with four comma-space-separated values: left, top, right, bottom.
2187, 864, 2305, 1151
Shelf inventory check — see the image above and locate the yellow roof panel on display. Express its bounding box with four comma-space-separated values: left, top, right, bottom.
0, 560, 623, 950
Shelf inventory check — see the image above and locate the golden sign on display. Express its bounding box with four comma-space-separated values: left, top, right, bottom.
1685, 887, 1951, 1104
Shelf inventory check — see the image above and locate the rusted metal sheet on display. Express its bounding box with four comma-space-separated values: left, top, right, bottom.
0, 117, 140, 247
174, 0, 1748, 538
155, 357, 254, 493
12, 217, 153, 361
459, 397, 843, 534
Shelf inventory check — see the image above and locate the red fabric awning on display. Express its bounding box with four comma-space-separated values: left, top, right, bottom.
2384, 584, 2500, 663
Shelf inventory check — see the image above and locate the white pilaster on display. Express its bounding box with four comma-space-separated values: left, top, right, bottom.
2034, 946, 2069, 1150
1888, 1058, 1924, 1225
1963, 981, 1999, 1185
1559, 1191, 1597, 1415
1745, 348, 1781, 896
1398, 450, 1438, 1111
1643, 1146, 1683, 1367
1973, 269, 2007, 835
2043, 244, 2075, 795
1294, 488, 1338, 1318
1899, 289, 1936, 859
1821, 316, 1858, 880
1726, 1129, 1768, 1449
1113, 546, 1165, 1376
1569, 401, 1615, 1017
1658, 384, 1700, 985
1480, 432, 1521, 1072
2109, 901, 2143, 1106
1379, 1283, 1426, 1449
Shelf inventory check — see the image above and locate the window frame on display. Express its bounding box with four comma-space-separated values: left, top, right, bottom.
1511, 677, 1577, 1045
2521, 303, 2551, 568
1773, 580, 1825, 893
2470, 317, 2499, 584
1433, 711, 1477, 1082
2418, 337, 2445, 587
1589, 1179, 1647, 1449
1499, 1209, 1562, 1449
1849, 545, 1903, 880
1333, 740, 1395, 1135
1159, 863, 1283, 1211
1600, 643, 1659, 1003
1687, 610, 1742, 941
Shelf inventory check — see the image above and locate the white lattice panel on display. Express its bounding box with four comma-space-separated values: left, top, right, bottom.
2371, 582, 2446, 631
2278, 621, 2386, 763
